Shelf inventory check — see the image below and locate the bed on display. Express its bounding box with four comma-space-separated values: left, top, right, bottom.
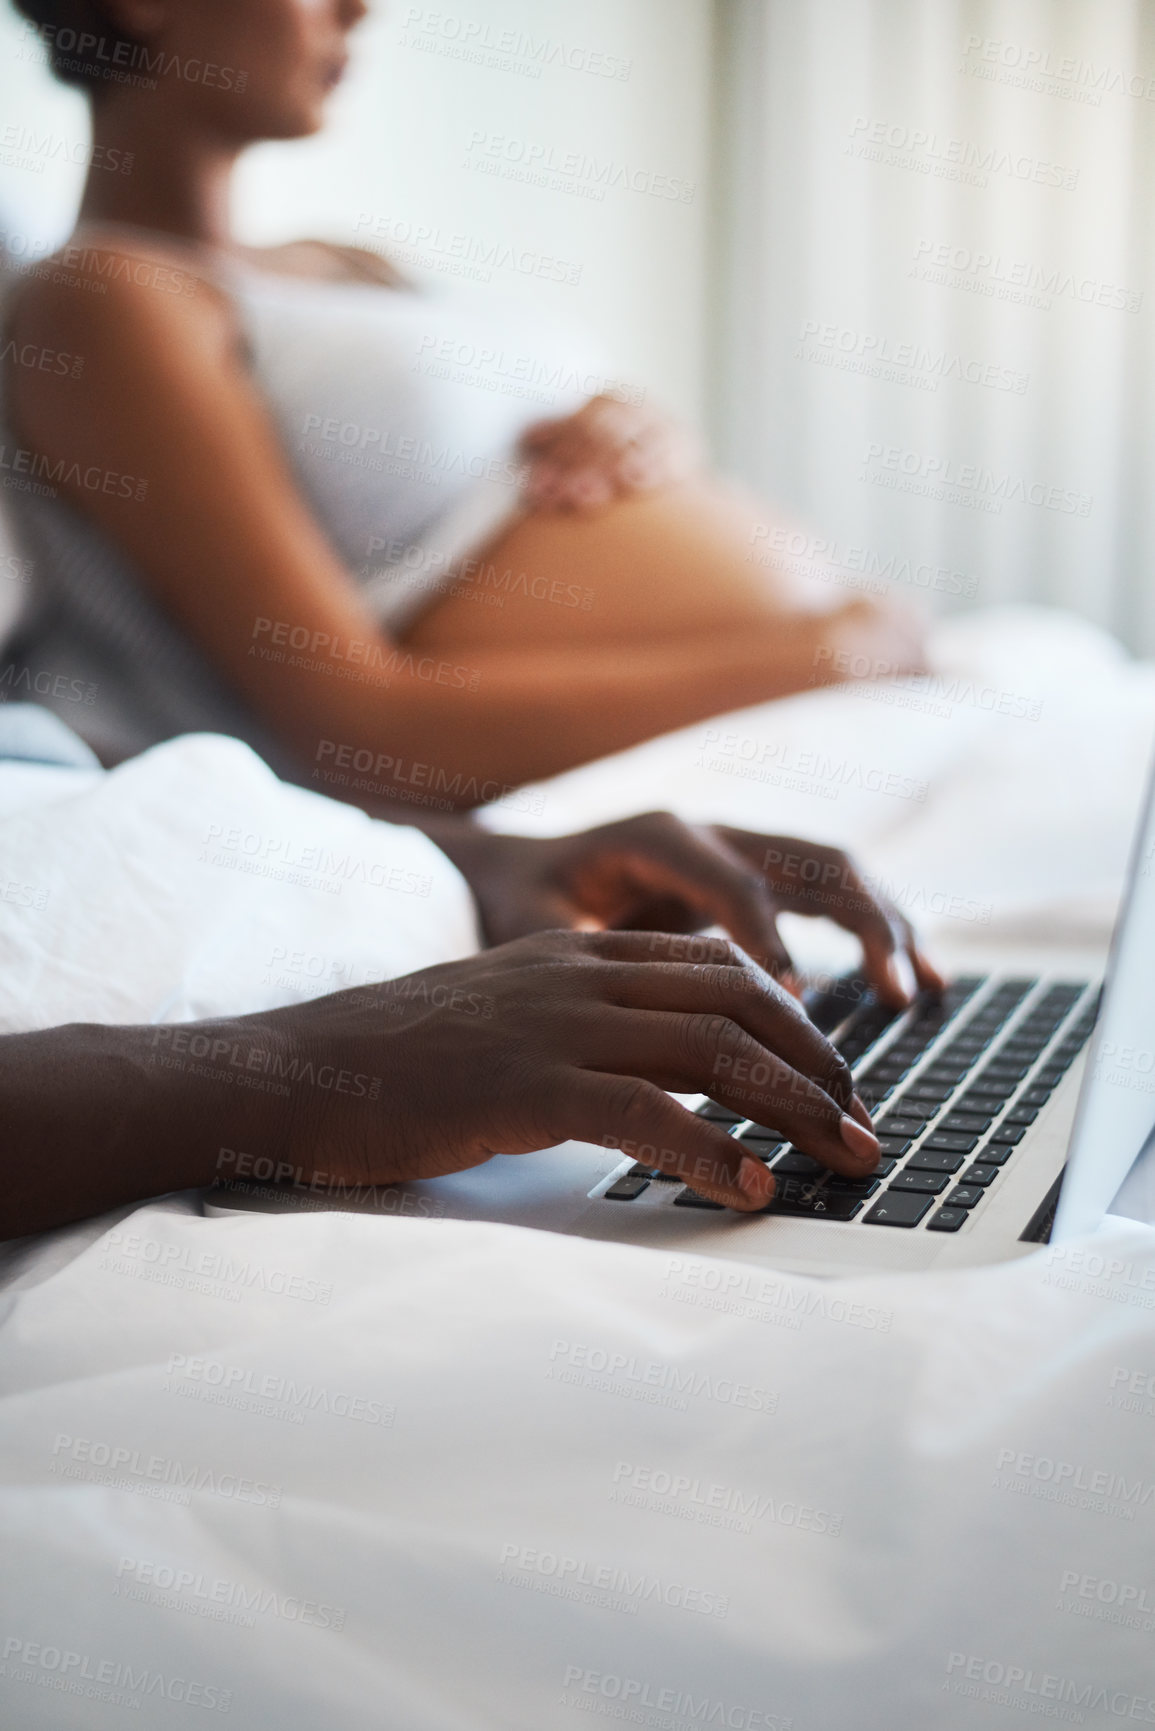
2, 607, 1154, 1728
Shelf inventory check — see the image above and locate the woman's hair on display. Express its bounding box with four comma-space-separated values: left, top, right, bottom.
11, 1, 144, 93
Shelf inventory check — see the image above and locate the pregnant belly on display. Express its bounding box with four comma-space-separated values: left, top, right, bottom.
403, 478, 822, 651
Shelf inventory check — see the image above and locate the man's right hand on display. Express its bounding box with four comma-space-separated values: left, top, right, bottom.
266, 930, 881, 1212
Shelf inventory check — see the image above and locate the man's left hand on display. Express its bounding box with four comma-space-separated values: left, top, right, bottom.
444, 813, 943, 1007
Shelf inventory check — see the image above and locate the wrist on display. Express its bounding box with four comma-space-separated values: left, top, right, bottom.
134, 1014, 298, 1191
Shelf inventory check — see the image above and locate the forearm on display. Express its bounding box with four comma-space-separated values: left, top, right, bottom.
274, 619, 827, 807
0, 1018, 293, 1239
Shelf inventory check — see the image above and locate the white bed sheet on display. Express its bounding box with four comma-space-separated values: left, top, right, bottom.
3, 615, 1155, 1725
2, 1202, 1154, 1729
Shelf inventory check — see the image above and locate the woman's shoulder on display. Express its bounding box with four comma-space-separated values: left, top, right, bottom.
8, 229, 233, 362
4, 231, 244, 458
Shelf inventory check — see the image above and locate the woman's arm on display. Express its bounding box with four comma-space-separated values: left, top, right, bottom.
9, 243, 835, 802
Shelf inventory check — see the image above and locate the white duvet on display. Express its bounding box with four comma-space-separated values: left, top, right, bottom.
3, 605, 1155, 1728
2, 1205, 1155, 1729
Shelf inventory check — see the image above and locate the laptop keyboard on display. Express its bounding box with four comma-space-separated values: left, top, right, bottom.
602, 975, 1099, 1229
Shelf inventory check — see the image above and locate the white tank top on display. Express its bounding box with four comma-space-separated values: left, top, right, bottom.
0, 248, 614, 763
227, 261, 612, 629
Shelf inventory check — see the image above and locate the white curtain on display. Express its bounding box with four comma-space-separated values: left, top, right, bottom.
708, 0, 1155, 653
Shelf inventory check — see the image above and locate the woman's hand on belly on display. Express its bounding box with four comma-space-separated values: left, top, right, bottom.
520, 393, 700, 513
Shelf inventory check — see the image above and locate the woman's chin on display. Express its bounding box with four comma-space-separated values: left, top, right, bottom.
235, 97, 331, 143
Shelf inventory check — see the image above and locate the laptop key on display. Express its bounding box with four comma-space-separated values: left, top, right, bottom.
888, 1170, 949, 1194
864, 1191, 935, 1227
673, 1188, 726, 1209
865, 1157, 898, 1179
965, 1163, 1000, 1186
737, 1135, 782, 1161
974, 1144, 1012, 1166
987, 1125, 1026, 1146
772, 1152, 824, 1176
902, 1085, 956, 1107
1003, 1106, 1039, 1126
1018, 1086, 1054, 1107
696, 1101, 744, 1125
946, 1184, 984, 1208
824, 1176, 881, 1198
971, 1073, 1017, 1094
905, 1150, 966, 1174
605, 1175, 651, 1200
922, 1132, 980, 1154
939, 1112, 993, 1134
875, 1116, 930, 1138
862, 1063, 907, 1083
876, 1135, 913, 1156
958, 1086, 1011, 1107
627, 1163, 660, 1179
927, 1206, 968, 1233
766, 1189, 863, 1221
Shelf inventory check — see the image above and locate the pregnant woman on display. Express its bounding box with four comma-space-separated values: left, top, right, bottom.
1, 0, 924, 801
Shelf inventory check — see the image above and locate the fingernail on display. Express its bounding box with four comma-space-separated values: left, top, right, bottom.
840, 1115, 880, 1163
886, 955, 915, 1003
738, 1156, 776, 1207
850, 1093, 874, 1130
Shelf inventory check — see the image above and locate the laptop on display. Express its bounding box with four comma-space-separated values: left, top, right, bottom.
207, 759, 1155, 1279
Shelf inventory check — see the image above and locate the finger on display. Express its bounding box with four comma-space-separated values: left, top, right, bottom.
845, 897, 944, 1003
907, 935, 947, 994
565, 1071, 776, 1211
571, 817, 794, 977
528, 457, 621, 512
520, 416, 571, 451
581, 1008, 876, 1176
614, 430, 675, 490
719, 829, 922, 1005
528, 422, 618, 472
556, 469, 618, 511
853, 906, 936, 1008
525, 459, 561, 500
599, 956, 856, 1114
567, 928, 752, 964
866, 907, 946, 999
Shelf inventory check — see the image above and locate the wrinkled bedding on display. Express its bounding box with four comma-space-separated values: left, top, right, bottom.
2, 1204, 1154, 1729
3, 606, 1155, 1727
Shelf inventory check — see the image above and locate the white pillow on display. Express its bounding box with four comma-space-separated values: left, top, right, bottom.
0, 729, 480, 1031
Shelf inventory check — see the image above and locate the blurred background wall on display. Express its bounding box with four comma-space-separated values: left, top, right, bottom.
2, 0, 1153, 647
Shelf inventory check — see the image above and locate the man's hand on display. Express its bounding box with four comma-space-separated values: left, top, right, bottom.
519, 395, 699, 512
441, 814, 942, 1007
268, 931, 880, 1212
1, 932, 881, 1237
